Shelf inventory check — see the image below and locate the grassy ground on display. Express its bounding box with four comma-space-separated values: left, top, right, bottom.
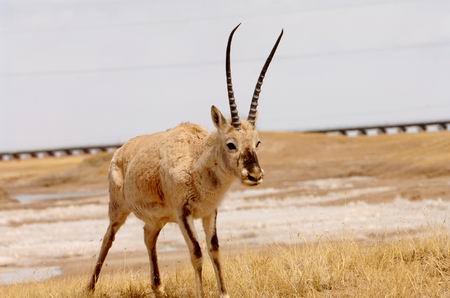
2, 231, 449, 297
1, 132, 450, 296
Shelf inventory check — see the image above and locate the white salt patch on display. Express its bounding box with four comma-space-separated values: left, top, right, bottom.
227, 188, 284, 199
0, 256, 15, 266
0, 204, 108, 226
2, 195, 449, 269
218, 198, 450, 246
0, 177, 449, 274
297, 176, 373, 190
16, 191, 107, 203
221, 186, 392, 211
226, 176, 375, 202
0, 266, 62, 284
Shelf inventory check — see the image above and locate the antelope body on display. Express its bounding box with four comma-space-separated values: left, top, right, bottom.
88, 24, 283, 297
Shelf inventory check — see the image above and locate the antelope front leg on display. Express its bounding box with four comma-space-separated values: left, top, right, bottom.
178, 205, 204, 298
202, 210, 228, 298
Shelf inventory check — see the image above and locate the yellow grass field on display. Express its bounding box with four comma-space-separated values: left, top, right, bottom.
2, 232, 449, 297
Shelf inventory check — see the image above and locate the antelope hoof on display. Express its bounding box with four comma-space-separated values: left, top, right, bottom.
152, 284, 166, 297
87, 281, 95, 292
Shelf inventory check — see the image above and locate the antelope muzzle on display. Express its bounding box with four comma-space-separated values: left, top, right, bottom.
241, 149, 264, 186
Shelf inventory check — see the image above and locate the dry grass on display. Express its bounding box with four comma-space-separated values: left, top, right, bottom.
260, 131, 450, 184
27, 152, 112, 188
0, 153, 111, 194
2, 131, 450, 195
2, 232, 450, 297
0, 187, 16, 204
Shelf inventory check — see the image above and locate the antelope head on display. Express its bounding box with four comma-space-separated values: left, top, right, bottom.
211, 24, 283, 186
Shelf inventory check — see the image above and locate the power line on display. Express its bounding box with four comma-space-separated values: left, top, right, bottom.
2, 39, 450, 78
0, 0, 430, 35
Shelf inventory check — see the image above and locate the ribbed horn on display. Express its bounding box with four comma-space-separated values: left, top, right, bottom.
226, 24, 241, 129
248, 29, 283, 126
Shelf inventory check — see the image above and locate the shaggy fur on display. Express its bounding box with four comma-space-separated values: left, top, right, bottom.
88, 114, 263, 298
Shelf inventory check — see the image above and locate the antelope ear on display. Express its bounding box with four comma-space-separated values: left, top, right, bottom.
211, 105, 227, 130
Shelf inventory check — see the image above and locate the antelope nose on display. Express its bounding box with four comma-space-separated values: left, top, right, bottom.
247, 168, 264, 183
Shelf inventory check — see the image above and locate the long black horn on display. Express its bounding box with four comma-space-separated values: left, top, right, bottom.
248, 29, 283, 126
226, 24, 241, 129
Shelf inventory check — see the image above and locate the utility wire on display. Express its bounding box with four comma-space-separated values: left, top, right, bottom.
0, 0, 431, 35
2, 40, 450, 78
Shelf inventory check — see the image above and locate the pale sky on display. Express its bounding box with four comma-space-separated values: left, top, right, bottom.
1, 0, 450, 151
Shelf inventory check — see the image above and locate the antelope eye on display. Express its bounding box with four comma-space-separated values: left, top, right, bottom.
226, 142, 237, 151
256, 141, 261, 148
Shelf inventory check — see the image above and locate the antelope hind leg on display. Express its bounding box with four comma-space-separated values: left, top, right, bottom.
143, 223, 165, 296
88, 208, 129, 291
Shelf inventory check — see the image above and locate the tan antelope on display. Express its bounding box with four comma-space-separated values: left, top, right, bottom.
88, 24, 283, 297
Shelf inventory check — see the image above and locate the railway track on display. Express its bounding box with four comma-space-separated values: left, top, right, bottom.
0, 144, 121, 161
1, 120, 449, 161
305, 120, 450, 137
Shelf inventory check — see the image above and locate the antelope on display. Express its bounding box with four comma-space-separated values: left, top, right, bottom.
88, 24, 283, 297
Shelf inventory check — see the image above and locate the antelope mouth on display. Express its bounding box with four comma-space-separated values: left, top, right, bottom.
241, 175, 263, 186
240, 168, 264, 186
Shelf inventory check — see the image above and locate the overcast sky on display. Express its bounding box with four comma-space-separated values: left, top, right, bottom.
1, 0, 450, 151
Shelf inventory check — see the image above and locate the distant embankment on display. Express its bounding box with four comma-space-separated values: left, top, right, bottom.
1, 120, 449, 161
305, 120, 450, 137
0, 144, 120, 161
